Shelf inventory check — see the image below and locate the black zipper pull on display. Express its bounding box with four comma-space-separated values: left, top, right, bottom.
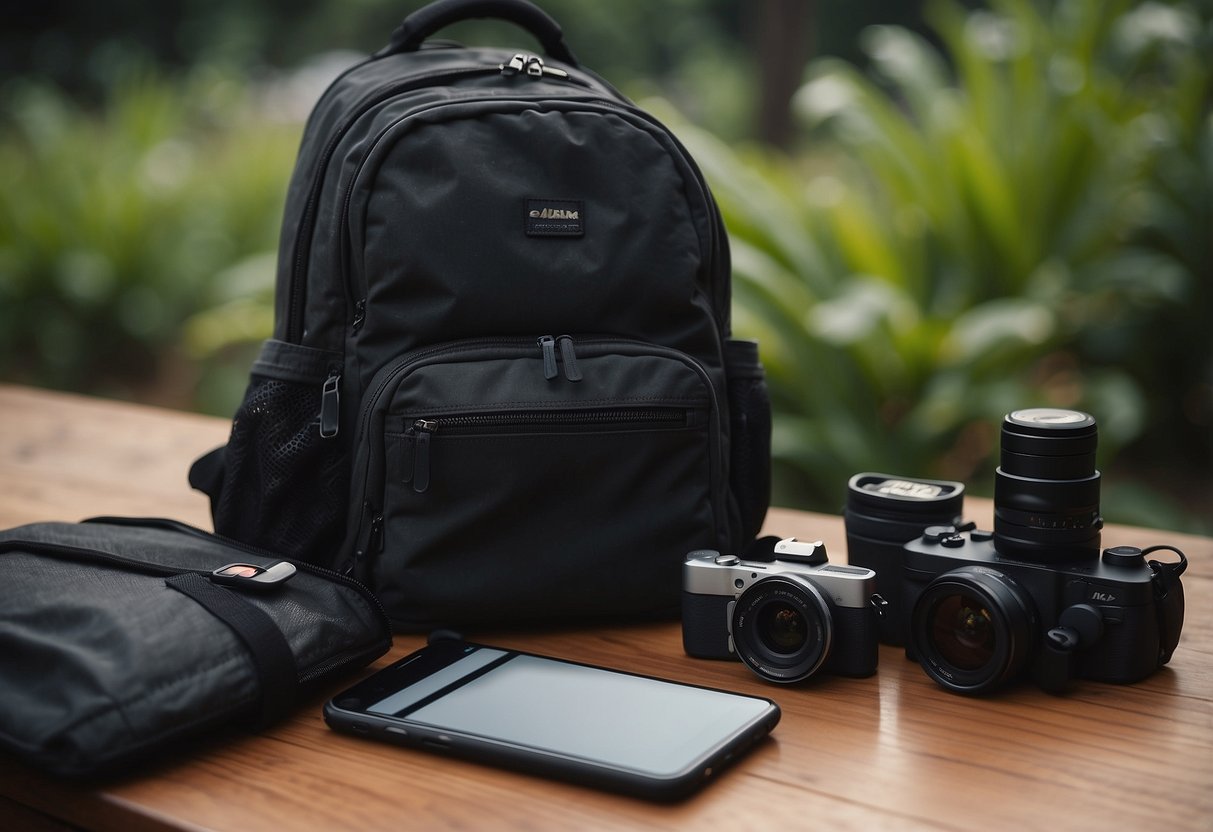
556, 335, 582, 382
352, 298, 367, 332
320, 371, 341, 438
351, 502, 383, 574
368, 513, 384, 554
412, 419, 437, 493
538, 335, 558, 380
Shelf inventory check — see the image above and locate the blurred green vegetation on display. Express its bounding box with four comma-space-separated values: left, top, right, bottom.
1, 0, 1209, 532
674, 0, 1212, 531
0, 67, 298, 408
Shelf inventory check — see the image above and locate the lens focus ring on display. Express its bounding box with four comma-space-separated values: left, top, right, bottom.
910, 566, 1037, 695
994, 408, 1102, 561
731, 576, 833, 684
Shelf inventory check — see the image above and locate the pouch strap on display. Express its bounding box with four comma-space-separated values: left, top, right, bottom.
165, 572, 297, 727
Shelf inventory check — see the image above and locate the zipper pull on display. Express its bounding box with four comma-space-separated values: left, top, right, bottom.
538, 335, 558, 380
351, 503, 384, 574
500, 53, 526, 75
556, 335, 582, 382
411, 419, 437, 493
352, 298, 367, 332
500, 53, 569, 79
319, 371, 341, 438
368, 513, 384, 554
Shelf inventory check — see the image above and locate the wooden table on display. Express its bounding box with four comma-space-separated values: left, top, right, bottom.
1, 383, 1210, 830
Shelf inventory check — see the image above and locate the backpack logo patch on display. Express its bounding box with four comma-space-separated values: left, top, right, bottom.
526, 199, 584, 237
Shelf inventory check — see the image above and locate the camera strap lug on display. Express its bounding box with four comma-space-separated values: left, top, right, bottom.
1144, 545, 1188, 664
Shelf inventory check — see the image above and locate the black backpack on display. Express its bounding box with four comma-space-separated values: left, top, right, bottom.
190, 0, 771, 630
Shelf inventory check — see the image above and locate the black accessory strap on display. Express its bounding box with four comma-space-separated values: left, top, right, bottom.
165, 572, 297, 726
381, 0, 578, 65
1144, 545, 1187, 664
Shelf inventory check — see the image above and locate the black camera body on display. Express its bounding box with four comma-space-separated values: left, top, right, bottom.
845, 408, 1187, 695
682, 539, 881, 684
902, 527, 1185, 694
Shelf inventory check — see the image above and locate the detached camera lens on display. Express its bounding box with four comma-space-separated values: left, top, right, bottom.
994, 408, 1102, 561
911, 567, 1036, 695
732, 576, 832, 683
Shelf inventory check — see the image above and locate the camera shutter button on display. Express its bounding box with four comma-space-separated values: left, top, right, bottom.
1102, 546, 1144, 567
923, 525, 957, 543
715, 554, 741, 566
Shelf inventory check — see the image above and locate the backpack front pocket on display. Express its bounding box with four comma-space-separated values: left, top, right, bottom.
349, 337, 726, 630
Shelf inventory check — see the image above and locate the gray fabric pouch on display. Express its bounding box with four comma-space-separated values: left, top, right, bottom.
0, 516, 391, 777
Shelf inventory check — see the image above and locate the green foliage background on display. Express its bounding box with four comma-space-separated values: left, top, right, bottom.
674, 0, 1212, 530
1, 0, 1209, 532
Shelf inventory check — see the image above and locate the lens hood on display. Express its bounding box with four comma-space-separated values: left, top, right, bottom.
911, 566, 1037, 695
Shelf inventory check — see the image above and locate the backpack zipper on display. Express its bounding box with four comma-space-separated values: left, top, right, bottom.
320, 369, 342, 438
403, 407, 695, 493
537, 334, 581, 381
499, 53, 569, 79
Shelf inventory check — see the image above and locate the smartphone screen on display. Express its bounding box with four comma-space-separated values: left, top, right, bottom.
324, 640, 779, 800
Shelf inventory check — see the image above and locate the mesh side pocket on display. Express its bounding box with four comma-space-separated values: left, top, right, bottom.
725, 339, 772, 542
211, 342, 347, 565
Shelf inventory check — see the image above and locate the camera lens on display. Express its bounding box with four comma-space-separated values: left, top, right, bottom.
845, 473, 966, 645
845, 473, 966, 543
994, 408, 1102, 561
930, 594, 996, 670
911, 566, 1036, 694
731, 576, 832, 683
756, 602, 808, 654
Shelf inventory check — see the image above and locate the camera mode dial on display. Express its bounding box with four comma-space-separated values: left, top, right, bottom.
922, 525, 958, 543
1101, 546, 1145, 568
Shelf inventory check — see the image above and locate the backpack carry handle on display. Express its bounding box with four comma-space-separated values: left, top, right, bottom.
382, 0, 579, 66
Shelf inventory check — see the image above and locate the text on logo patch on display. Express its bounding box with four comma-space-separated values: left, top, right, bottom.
525, 199, 584, 237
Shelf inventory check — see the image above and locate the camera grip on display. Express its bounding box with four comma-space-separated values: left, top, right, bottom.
826, 604, 880, 677
681, 593, 733, 659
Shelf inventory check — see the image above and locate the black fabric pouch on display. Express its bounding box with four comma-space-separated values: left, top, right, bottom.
0, 517, 391, 778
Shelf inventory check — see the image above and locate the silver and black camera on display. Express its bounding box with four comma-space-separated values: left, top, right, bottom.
682, 538, 882, 683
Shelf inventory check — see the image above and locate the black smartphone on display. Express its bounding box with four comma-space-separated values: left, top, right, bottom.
323, 638, 780, 801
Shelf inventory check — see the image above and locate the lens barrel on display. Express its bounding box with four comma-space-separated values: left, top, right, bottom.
911, 566, 1037, 694
845, 473, 966, 543
994, 408, 1102, 561
845, 473, 965, 645
731, 576, 832, 683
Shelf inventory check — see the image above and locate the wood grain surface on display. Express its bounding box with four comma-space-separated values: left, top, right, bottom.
1, 383, 1210, 831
